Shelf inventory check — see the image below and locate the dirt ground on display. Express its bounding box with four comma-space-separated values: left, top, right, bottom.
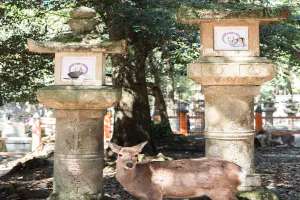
0, 136, 299, 200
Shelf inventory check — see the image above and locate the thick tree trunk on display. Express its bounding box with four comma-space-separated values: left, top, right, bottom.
110, 52, 156, 154
93, 1, 156, 154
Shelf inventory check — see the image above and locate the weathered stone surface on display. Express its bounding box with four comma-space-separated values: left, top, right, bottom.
236, 188, 280, 200
27, 38, 127, 54
37, 85, 121, 110
69, 6, 97, 19
205, 133, 256, 172
68, 18, 98, 34
178, 5, 289, 22
203, 86, 261, 191
68, 6, 98, 34
48, 110, 105, 200
188, 57, 276, 85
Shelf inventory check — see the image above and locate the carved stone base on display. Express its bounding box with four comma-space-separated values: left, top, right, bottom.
188, 57, 275, 86
236, 187, 280, 200
48, 192, 102, 200
48, 110, 106, 199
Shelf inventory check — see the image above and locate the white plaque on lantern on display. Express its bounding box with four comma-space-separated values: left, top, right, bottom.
61, 56, 96, 82
214, 27, 248, 51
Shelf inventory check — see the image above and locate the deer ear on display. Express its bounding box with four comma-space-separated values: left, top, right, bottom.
107, 141, 122, 154
133, 141, 148, 153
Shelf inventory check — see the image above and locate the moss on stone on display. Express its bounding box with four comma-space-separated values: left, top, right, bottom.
50, 33, 83, 43
28, 37, 126, 54
236, 190, 280, 200
179, 3, 290, 20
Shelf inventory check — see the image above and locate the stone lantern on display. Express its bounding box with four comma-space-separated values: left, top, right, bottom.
28, 6, 126, 200
283, 97, 299, 129
179, 3, 289, 198
262, 97, 277, 128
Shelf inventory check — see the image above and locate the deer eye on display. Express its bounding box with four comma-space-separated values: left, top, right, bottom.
134, 154, 138, 158
118, 154, 123, 157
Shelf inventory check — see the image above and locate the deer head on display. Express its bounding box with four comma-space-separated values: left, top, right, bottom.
107, 141, 148, 169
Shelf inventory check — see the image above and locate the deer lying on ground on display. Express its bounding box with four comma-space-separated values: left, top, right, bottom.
107, 141, 247, 200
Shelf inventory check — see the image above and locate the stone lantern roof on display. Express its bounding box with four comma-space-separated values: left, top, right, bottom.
28, 37, 126, 54
28, 6, 126, 54
178, 3, 290, 24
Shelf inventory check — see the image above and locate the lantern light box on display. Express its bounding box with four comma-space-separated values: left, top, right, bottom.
54, 52, 106, 86
214, 26, 249, 51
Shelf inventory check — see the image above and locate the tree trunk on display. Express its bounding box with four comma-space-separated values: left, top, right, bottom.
110, 52, 156, 154
165, 58, 175, 116
93, 1, 156, 154
151, 86, 172, 133
285, 77, 293, 97
148, 51, 173, 133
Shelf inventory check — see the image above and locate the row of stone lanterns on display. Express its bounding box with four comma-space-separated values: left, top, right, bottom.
261, 97, 299, 129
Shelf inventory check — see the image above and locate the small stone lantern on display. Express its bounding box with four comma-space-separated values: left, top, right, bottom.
262, 97, 277, 128
284, 97, 299, 129
179, 2, 289, 198
28, 6, 126, 200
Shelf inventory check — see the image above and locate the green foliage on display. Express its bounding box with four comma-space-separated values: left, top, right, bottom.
260, 3, 300, 95
0, 4, 52, 104
0, 1, 75, 104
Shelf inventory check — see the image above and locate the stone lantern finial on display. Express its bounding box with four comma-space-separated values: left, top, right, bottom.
68, 6, 98, 34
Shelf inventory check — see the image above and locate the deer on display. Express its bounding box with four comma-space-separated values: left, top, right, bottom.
107, 140, 247, 200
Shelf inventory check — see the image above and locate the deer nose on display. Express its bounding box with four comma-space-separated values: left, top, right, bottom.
126, 163, 133, 168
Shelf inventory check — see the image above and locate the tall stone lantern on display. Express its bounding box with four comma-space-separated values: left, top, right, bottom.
28, 6, 126, 200
179, 3, 288, 198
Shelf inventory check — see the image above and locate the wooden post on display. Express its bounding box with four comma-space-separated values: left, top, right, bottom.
31, 118, 42, 151
179, 112, 188, 136
104, 111, 112, 149
255, 106, 263, 131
